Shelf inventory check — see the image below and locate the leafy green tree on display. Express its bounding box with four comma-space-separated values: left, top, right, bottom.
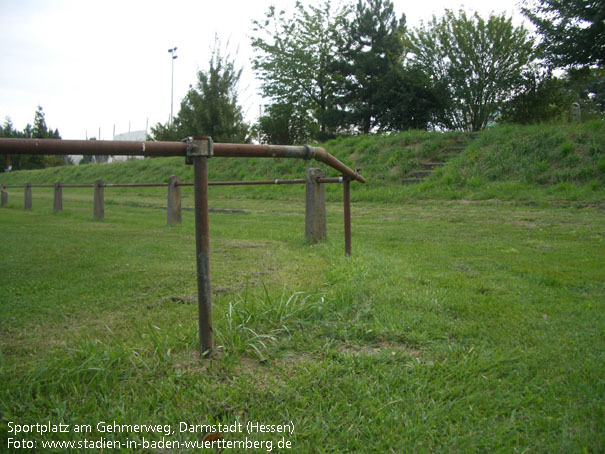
503, 66, 605, 124
251, 0, 349, 139
151, 40, 249, 143
565, 67, 605, 119
501, 70, 574, 123
334, 0, 406, 134
254, 103, 318, 145
373, 64, 448, 131
522, 0, 605, 68
409, 10, 535, 131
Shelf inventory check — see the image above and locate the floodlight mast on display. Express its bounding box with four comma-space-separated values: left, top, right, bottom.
168, 47, 178, 126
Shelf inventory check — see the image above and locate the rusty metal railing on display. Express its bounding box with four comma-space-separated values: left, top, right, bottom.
0, 137, 364, 357
1, 138, 365, 183
1, 177, 343, 189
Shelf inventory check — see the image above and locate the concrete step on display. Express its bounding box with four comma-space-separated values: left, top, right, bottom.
401, 178, 424, 185
410, 170, 432, 178
444, 146, 466, 152
422, 162, 445, 169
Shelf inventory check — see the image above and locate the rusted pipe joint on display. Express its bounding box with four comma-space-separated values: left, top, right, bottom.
184, 136, 213, 164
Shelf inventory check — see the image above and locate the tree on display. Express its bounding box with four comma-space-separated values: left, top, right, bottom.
501, 70, 575, 123
251, 0, 349, 139
334, 0, 407, 134
0, 118, 18, 138
2, 107, 63, 170
564, 67, 605, 119
522, 0, 605, 68
1, 117, 19, 171
150, 39, 249, 143
374, 65, 449, 131
254, 103, 318, 145
503, 66, 605, 124
29, 106, 63, 168
409, 10, 535, 131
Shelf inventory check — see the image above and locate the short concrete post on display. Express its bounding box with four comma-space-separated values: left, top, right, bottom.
1, 185, 7, 208
24, 182, 32, 210
305, 168, 327, 243
167, 175, 181, 226
53, 181, 63, 213
93, 179, 104, 220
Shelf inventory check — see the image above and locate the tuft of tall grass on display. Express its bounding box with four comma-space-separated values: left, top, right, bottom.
215, 286, 325, 361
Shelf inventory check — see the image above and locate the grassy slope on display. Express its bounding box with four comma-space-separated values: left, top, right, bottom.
2, 121, 603, 204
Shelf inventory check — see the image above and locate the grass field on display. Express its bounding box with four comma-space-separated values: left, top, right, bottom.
1, 182, 603, 453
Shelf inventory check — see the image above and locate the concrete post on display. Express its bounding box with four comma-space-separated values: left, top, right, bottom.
24, 182, 32, 210
93, 179, 104, 220
167, 175, 181, 226
305, 168, 327, 243
53, 181, 63, 213
1, 185, 7, 208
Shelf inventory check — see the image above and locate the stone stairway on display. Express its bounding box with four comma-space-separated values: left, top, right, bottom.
401, 133, 479, 185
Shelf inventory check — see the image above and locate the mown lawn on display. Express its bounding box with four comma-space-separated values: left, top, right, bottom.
1, 186, 604, 453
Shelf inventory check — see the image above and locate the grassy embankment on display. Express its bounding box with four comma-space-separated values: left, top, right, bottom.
0, 122, 604, 452
2, 121, 604, 205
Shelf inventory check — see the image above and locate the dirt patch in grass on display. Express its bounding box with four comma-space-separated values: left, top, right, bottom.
337, 341, 421, 357
170, 285, 240, 304
220, 240, 277, 249
513, 218, 538, 227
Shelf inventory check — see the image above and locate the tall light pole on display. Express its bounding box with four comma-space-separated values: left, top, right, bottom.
168, 47, 178, 126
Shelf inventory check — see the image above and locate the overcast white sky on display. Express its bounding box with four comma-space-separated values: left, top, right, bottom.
0, 0, 527, 140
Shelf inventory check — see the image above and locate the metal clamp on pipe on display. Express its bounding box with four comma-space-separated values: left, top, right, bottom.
184, 136, 214, 164
303, 145, 314, 160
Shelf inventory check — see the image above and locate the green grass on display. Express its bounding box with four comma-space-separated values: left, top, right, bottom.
1, 184, 604, 453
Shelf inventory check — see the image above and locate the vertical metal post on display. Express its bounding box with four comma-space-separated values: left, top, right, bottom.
53, 181, 63, 213
343, 177, 351, 256
24, 182, 32, 210
1, 184, 7, 208
190, 138, 213, 356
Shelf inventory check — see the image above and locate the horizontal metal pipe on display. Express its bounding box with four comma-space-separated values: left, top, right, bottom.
1, 178, 344, 189
211, 144, 364, 183
313, 149, 366, 184
103, 183, 169, 187
179, 177, 343, 187
178, 179, 306, 187
0, 138, 365, 183
2, 184, 55, 188
0, 138, 185, 157
318, 177, 344, 184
